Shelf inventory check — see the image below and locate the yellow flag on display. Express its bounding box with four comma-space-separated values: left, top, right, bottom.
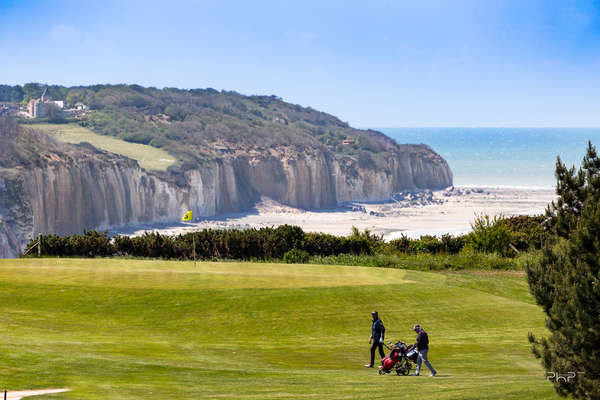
181, 210, 193, 222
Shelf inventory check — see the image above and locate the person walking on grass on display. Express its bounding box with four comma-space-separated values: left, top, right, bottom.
365, 311, 385, 368
411, 324, 437, 376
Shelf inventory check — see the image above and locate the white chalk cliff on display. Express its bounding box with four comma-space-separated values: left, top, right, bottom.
0, 119, 452, 257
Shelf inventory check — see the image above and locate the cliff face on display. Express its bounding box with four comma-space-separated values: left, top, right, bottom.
0, 120, 452, 257
333, 144, 452, 202
0, 173, 32, 258
24, 146, 451, 233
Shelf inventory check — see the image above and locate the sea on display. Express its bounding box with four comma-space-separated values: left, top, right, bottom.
381, 128, 600, 188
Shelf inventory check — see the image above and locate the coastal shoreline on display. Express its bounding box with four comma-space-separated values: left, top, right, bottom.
112, 186, 556, 240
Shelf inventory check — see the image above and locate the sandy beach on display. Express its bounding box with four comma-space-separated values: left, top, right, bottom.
113, 186, 556, 240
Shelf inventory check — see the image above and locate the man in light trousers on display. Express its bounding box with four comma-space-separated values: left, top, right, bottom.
411, 324, 437, 376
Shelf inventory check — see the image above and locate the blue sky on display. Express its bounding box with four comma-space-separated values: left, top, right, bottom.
1, 0, 599, 127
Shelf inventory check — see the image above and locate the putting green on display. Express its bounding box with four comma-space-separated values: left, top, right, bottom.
0, 259, 558, 399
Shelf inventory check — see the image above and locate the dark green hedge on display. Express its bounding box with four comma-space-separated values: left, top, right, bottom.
23, 225, 380, 260
389, 233, 467, 255
23, 215, 548, 260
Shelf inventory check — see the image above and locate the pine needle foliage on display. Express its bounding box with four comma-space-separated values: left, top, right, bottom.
527, 142, 600, 400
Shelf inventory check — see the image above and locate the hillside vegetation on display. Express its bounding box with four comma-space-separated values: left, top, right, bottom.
0, 118, 129, 171
33, 123, 176, 171
0, 258, 559, 400
10, 83, 404, 167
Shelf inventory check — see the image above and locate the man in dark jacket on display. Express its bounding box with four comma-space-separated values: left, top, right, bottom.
365, 311, 385, 367
411, 324, 437, 376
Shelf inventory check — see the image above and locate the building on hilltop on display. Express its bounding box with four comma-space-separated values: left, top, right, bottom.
74, 102, 88, 111
27, 98, 43, 118
27, 98, 65, 118
26, 87, 66, 118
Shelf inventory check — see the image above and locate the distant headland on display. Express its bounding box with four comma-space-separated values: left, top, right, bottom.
0, 84, 452, 257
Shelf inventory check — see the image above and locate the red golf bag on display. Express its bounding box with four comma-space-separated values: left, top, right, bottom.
378, 342, 413, 375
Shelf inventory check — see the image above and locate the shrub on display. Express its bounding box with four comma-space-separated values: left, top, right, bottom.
469, 214, 513, 257
347, 227, 383, 255
389, 234, 411, 253
503, 215, 547, 250
388, 233, 465, 255
440, 233, 466, 253
283, 249, 309, 264
112, 235, 133, 255
27, 230, 113, 257
265, 225, 304, 259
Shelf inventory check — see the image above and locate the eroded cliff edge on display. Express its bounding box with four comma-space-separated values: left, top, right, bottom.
0, 117, 451, 257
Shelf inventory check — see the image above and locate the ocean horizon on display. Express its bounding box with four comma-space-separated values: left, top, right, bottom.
380, 127, 600, 188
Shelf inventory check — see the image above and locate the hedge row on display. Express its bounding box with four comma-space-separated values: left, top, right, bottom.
22, 215, 548, 260
389, 233, 466, 255
23, 225, 382, 260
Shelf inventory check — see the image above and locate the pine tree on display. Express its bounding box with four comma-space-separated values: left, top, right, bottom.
527, 142, 600, 400
545, 142, 600, 239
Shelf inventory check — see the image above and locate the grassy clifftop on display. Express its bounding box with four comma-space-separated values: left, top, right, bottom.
32, 123, 176, 171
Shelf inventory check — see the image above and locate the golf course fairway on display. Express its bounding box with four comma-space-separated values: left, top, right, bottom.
0, 259, 559, 399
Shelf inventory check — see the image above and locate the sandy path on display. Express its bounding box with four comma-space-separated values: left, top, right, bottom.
4, 389, 69, 400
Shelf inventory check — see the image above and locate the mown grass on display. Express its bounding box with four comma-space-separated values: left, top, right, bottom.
0, 258, 557, 399
29, 123, 176, 171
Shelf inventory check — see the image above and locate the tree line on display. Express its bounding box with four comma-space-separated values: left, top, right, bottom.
23, 214, 548, 261
23, 225, 382, 260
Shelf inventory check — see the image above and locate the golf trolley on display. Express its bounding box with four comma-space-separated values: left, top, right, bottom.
377, 341, 419, 376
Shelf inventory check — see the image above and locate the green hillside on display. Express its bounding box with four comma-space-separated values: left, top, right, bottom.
0, 259, 557, 399
9, 83, 406, 168
32, 123, 176, 171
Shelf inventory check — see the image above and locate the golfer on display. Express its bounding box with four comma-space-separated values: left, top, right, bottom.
365, 311, 385, 368
411, 324, 437, 376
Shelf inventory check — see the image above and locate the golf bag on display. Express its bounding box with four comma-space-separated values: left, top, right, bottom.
378, 341, 414, 375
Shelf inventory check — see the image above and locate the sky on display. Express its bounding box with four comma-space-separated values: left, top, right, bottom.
1, 0, 599, 128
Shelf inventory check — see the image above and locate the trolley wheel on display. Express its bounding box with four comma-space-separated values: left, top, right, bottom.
403, 361, 412, 375
378, 369, 385, 375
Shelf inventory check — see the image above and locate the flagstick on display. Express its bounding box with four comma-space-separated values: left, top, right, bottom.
193, 234, 196, 268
